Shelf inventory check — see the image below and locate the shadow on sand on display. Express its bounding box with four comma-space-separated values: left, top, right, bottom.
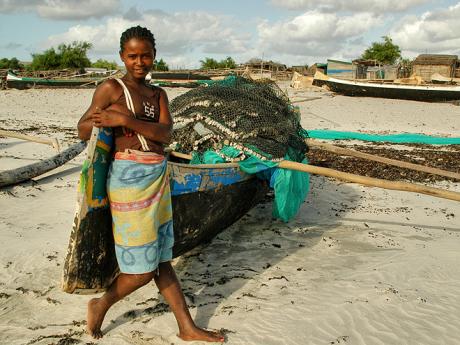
102, 176, 363, 335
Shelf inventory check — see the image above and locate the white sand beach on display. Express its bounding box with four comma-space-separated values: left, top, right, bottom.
0, 86, 459, 345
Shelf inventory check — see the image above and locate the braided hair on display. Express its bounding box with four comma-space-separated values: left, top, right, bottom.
120, 26, 156, 52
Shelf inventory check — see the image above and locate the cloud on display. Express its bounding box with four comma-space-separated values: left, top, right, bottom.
391, 2, 460, 56
271, 0, 429, 13
3, 42, 22, 49
0, 0, 121, 20
257, 11, 382, 62
45, 10, 251, 67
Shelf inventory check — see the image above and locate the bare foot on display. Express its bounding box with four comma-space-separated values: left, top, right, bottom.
86, 298, 108, 339
179, 327, 225, 343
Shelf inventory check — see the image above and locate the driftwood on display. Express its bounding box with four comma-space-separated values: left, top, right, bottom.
0, 129, 60, 151
170, 151, 460, 202
306, 139, 460, 180
0, 141, 86, 188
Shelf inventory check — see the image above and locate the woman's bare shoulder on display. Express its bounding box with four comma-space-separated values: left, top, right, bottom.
93, 78, 123, 102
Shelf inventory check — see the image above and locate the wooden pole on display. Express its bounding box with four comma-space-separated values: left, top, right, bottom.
306, 138, 460, 180
278, 160, 460, 202
0, 141, 86, 187
170, 151, 460, 201
0, 129, 60, 152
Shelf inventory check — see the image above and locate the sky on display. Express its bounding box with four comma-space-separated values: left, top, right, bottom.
0, 0, 459, 69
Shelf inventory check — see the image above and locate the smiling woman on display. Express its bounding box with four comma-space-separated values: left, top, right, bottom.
75, 25, 225, 343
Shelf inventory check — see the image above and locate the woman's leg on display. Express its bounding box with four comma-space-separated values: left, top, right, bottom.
154, 262, 225, 342
87, 272, 155, 338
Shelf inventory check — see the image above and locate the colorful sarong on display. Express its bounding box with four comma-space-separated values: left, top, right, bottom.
107, 150, 174, 274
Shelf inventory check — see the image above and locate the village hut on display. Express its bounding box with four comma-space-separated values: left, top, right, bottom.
242, 59, 289, 80
326, 59, 354, 79
352, 59, 398, 80
412, 54, 458, 82
291, 65, 309, 75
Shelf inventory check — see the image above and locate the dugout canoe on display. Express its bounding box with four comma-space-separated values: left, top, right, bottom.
0, 141, 86, 188
149, 72, 211, 81
169, 160, 268, 256
62, 155, 268, 294
313, 72, 460, 102
6, 71, 103, 90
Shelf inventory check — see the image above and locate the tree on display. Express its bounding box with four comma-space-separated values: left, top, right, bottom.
153, 58, 169, 71
222, 56, 236, 69
92, 59, 118, 70
200, 56, 237, 69
200, 57, 220, 69
362, 36, 401, 65
30, 41, 93, 70
59, 41, 92, 69
0, 57, 23, 69
30, 47, 61, 70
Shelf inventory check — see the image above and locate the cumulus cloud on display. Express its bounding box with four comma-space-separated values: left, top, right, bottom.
271, 0, 429, 13
45, 10, 251, 67
0, 0, 120, 20
257, 11, 382, 62
391, 2, 460, 55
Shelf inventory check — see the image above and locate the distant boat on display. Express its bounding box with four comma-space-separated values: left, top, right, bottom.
6, 70, 110, 90
149, 71, 211, 81
150, 79, 216, 88
313, 72, 460, 102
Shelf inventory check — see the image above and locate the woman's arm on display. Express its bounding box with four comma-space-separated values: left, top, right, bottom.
77, 80, 124, 140
91, 88, 173, 144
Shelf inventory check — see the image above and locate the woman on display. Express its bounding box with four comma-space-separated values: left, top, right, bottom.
77, 25, 224, 343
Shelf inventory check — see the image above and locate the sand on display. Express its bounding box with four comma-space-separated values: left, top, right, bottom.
0, 85, 459, 345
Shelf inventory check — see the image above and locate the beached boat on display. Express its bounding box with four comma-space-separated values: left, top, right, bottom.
6, 71, 105, 89
169, 159, 268, 256
151, 79, 217, 88
0, 141, 86, 188
148, 71, 214, 88
149, 72, 211, 81
61, 148, 268, 293
313, 72, 460, 102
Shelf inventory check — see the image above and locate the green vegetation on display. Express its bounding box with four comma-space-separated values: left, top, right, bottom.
200, 56, 237, 69
361, 36, 401, 65
0, 57, 23, 70
30, 41, 92, 70
153, 58, 169, 71
91, 59, 118, 70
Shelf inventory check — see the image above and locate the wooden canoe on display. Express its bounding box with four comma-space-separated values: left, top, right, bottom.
6, 71, 103, 90
313, 72, 460, 102
0, 141, 86, 188
62, 157, 268, 294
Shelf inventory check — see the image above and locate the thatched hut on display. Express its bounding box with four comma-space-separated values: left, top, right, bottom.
412, 54, 458, 81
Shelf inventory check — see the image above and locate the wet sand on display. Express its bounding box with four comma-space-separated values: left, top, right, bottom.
0, 86, 459, 345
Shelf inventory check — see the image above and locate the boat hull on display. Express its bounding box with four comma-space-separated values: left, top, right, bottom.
62, 157, 268, 294
6, 79, 99, 90
313, 77, 460, 102
6, 72, 100, 89
171, 164, 268, 256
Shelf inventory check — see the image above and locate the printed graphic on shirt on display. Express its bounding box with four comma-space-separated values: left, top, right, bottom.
143, 101, 156, 119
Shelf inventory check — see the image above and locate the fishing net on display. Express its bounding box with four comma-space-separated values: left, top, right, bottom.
170, 76, 308, 162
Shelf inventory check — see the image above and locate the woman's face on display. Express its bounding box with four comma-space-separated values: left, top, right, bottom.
120, 38, 155, 80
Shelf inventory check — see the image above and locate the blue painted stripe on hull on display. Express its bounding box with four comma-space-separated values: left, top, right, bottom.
170, 167, 246, 196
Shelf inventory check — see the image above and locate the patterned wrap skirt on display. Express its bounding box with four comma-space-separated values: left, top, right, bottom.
107, 150, 174, 274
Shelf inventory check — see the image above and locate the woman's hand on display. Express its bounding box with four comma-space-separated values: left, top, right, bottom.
90, 107, 129, 128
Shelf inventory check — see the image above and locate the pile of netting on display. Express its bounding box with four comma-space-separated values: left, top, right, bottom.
170, 76, 310, 222
170, 76, 308, 163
